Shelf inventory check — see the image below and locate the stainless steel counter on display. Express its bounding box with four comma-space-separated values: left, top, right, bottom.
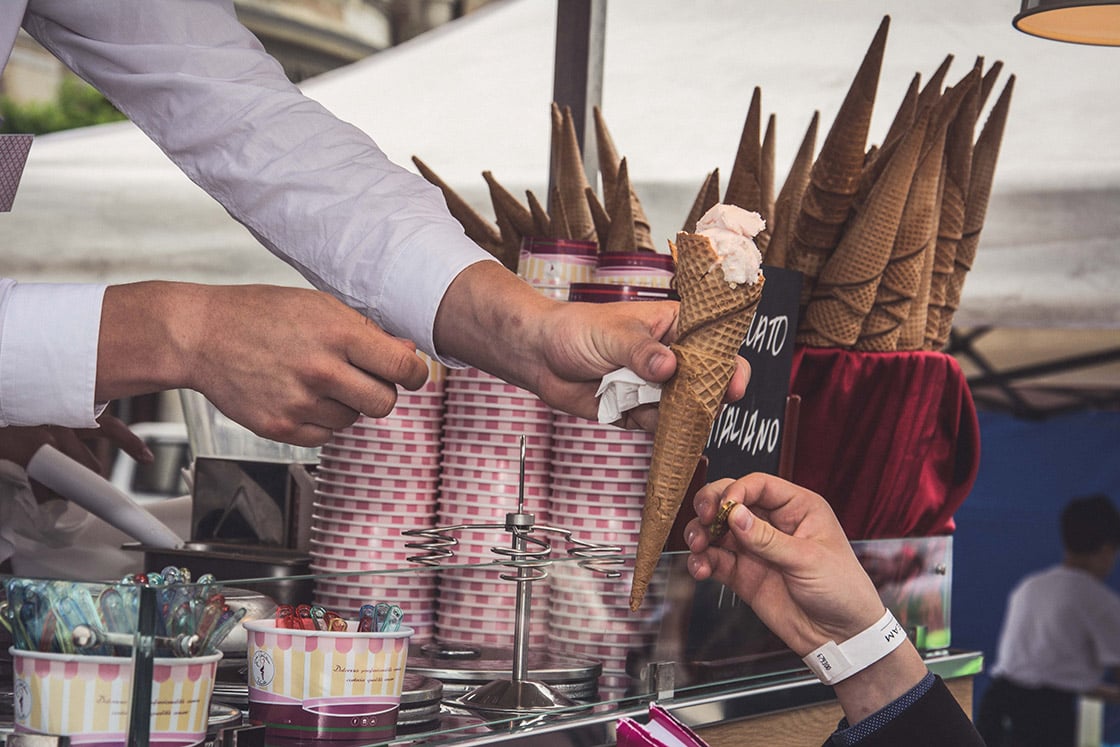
387, 649, 983, 746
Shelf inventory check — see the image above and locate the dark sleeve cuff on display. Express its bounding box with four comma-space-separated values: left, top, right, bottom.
824, 673, 985, 747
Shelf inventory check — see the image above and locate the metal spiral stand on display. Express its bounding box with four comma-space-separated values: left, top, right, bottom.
403, 438, 624, 718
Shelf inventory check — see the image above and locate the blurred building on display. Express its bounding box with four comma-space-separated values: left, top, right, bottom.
1, 0, 493, 103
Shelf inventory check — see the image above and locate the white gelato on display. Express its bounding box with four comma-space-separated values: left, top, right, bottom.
695, 203, 765, 285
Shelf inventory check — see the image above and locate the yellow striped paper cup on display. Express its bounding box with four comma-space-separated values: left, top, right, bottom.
243, 619, 412, 742
10, 647, 221, 746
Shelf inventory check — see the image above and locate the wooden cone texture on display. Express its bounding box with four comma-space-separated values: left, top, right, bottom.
787, 16, 889, 311
766, 113, 818, 269
800, 101, 924, 349
631, 233, 764, 610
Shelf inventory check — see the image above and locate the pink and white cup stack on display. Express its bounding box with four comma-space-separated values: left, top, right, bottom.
309, 355, 447, 640
434, 366, 554, 648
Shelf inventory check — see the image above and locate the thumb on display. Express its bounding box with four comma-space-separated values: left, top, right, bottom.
626, 339, 676, 384
727, 503, 804, 573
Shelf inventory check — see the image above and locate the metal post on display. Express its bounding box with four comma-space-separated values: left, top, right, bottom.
127, 586, 156, 747
549, 0, 606, 195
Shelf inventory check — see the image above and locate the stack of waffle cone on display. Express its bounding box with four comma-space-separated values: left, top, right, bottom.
788, 16, 890, 320
799, 97, 926, 349
630, 232, 764, 610
765, 112, 818, 268
937, 75, 1014, 349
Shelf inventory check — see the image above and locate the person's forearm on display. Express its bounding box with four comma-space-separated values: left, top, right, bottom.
432, 262, 558, 388
831, 640, 930, 725
95, 282, 200, 402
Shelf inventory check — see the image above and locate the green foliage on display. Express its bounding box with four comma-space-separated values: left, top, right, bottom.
0, 77, 125, 134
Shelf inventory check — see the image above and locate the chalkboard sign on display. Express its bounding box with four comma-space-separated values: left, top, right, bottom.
704, 265, 801, 481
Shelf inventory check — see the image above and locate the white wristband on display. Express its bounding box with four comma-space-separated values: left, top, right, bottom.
802, 609, 907, 685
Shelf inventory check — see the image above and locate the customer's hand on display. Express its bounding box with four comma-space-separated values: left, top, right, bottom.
433, 262, 749, 431
97, 282, 429, 447
685, 473, 930, 725
685, 474, 885, 655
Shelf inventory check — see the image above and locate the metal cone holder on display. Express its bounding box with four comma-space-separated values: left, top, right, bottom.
403, 437, 623, 718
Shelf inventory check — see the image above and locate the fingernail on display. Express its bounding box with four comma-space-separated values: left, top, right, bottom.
685, 527, 697, 549
731, 504, 751, 531
141, 446, 155, 463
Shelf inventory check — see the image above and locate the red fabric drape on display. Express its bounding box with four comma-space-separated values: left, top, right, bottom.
788, 347, 981, 540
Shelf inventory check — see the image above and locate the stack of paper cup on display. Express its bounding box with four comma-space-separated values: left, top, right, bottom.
517, 237, 598, 300
548, 413, 664, 695
592, 251, 675, 289
310, 356, 447, 641
435, 367, 553, 648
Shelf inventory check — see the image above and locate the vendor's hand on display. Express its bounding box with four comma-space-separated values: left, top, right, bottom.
684, 474, 886, 656
433, 262, 749, 432
97, 282, 429, 447
0, 413, 153, 502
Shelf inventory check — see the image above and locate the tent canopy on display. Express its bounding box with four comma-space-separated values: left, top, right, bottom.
4, 0, 1119, 413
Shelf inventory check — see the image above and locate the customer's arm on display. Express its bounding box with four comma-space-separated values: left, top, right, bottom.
685, 474, 982, 744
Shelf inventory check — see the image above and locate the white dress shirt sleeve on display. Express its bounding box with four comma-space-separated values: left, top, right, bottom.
21, 0, 495, 360
0, 280, 106, 427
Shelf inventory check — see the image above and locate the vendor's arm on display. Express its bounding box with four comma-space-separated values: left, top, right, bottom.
685, 474, 982, 744
22, 0, 491, 362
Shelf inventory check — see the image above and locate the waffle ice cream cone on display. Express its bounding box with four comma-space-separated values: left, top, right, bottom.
586, 186, 612, 247
766, 112, 819, 268
800, 102, 926, 349
787, 16, 890, 312
682, 169, 720, 234
857, 105, 945, 351
938, 75, 1014, 348
724, 87, 764, 215
759, 113, 777, 254
412, 156, 505, 262
594, 106, 621, 204
631, 208, 765, 610
605, 158, 655, 253
553, 106, 597, 242
925, 70, 980, 349
918, 54, 954, 112
526, 189, 551, 237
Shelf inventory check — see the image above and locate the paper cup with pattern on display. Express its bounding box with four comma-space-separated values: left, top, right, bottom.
243, 619, 412, 742
10, 648, 221, 746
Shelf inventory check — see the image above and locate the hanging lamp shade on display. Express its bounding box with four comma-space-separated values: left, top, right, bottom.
1013, 0, 1120, 45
